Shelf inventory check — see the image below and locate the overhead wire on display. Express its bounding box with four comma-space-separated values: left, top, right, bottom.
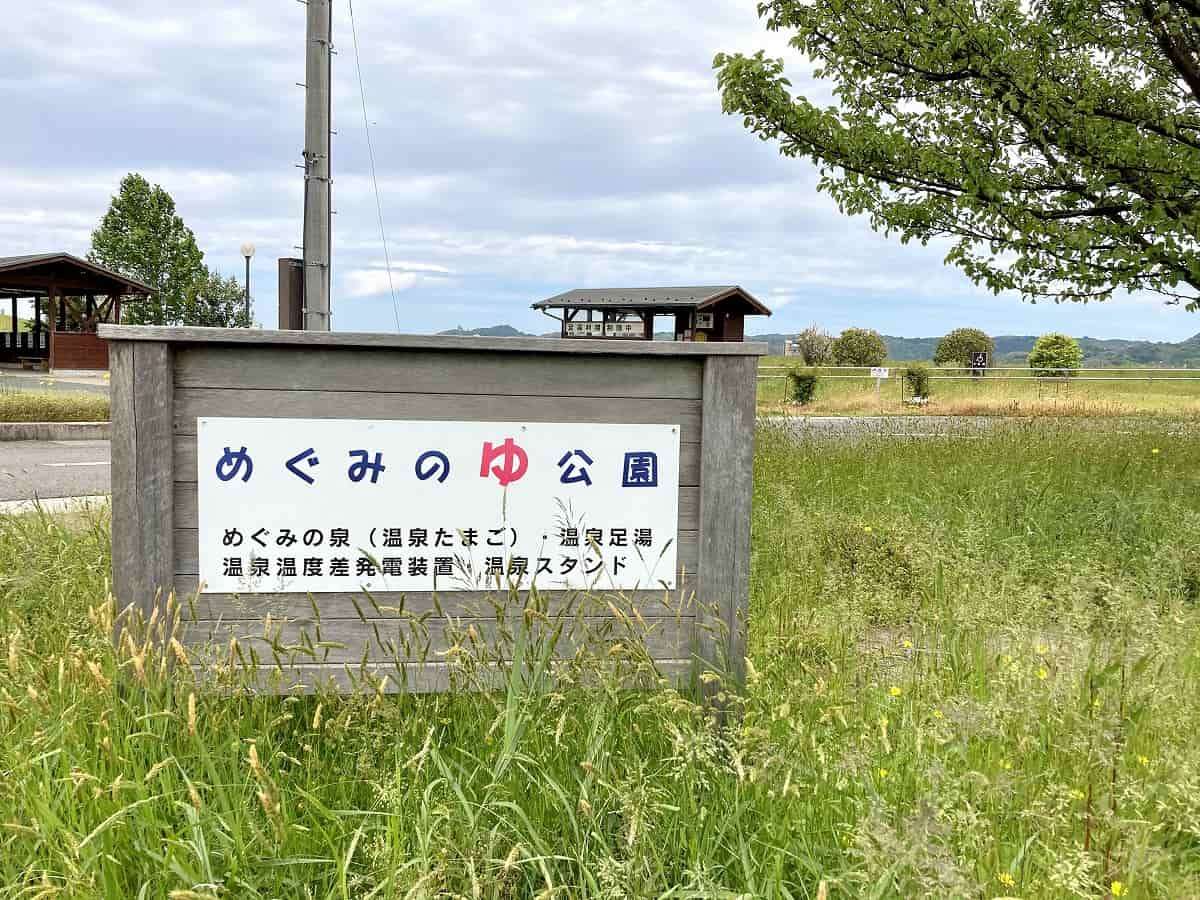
346, 0, 402, 331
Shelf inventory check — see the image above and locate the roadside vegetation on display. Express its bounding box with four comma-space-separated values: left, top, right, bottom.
0, 385, 109, 423
0, 424, 1197, 895
759, 358, 1200, 417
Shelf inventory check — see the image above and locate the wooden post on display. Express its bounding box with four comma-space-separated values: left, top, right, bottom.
9, 296, 16, 348
696, 355, 757, 688
110, 341, 175, 635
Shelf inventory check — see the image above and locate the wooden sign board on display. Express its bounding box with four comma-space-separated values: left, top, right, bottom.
101, 326, 764, 694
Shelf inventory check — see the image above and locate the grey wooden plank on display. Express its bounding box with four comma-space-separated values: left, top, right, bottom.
696, 355, 757, 688
172, 389, 701, 438
175, 345, 704, 399
108, 341, 137, 632
173, 580, 697, 620
172, 434, 702, 486
172, 481, 700, 530
109, 341, 174, 627
193, 658, 693, 694
100, 324, 769, 357
180, 615, 695, 664
172, 527, 699, 576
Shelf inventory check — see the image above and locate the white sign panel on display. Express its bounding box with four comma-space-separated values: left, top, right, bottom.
603, 321, 646, 338
870, 367, 890, 379
565, 321, 604, 337
198, 418, 680, 594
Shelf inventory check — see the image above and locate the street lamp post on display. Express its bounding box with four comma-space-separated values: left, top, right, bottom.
240, 242, 256, 326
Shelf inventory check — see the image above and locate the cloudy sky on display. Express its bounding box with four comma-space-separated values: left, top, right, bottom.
3, 0, 1197, 341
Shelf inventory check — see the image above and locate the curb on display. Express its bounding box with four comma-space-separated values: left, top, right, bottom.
0, 495, 109, 516
0, 421, 110, 442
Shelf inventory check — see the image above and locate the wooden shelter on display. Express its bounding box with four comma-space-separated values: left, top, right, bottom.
533, 285, 771, 343
0, 253, 152, 370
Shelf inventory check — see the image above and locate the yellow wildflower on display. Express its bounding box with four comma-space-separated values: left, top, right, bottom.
1037, 667, 1049, 680
998, 872, 1016, 887
902, 639, 913, 650
863, 526, 873, 534
889, 686, 902, 697
1151, 448, 1160, 455
933, 709, 944, 719
1138, 755, 1149, 767
877, 767, 889, 779
1111, 881, 1127, 897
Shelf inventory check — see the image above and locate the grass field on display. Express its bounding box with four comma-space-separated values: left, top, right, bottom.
759, 358, 1200, 416
1, 425, 1199, 896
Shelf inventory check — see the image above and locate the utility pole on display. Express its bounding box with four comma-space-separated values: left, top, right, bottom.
302, 0, 332, 330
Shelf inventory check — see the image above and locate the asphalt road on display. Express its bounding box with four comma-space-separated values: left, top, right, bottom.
0, 439, 111, 502
0, 369, 110, 395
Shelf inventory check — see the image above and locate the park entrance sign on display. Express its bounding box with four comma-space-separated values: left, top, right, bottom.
99, 325, 764, 693
198, 417, 680, 594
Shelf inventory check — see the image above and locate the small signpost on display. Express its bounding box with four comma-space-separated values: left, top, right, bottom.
102, 326, 764, 695
870, 366, 889, 405
970, 350, 989, 377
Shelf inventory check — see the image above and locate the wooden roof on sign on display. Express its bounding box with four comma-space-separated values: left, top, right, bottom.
0, 252, 153, 298
532, 285, 772, 316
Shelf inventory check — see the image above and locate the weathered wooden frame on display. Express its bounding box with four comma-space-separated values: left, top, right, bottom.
102, 325, 763, 692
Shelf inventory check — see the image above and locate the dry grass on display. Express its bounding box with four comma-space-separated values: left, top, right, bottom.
0, 388, 109, 422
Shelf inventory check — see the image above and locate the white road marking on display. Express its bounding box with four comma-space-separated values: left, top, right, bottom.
40, 461, 109, 468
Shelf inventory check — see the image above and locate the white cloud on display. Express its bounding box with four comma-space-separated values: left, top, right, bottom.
344, 269, 419, 298
0, 0, 1195, 341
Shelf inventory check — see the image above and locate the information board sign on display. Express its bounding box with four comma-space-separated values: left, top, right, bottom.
198, 418, 680, 594
870, 367, 890, 379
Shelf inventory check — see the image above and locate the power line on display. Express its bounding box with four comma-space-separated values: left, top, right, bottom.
346, 0, 402, 331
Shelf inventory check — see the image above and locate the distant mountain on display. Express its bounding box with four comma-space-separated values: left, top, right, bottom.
435, 324, 1200, 367
438, 324, 530, 338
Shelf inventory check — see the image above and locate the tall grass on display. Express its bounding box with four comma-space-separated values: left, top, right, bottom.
1, 425, 1199, 896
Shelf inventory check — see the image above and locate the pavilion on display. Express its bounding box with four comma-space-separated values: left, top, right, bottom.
532, 285, 771, 342
0, 253, 152, 371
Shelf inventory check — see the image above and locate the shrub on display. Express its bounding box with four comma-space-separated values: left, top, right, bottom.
904, 364, 931, 398
0, 390, 109, 422
830, 328, 888, 367
1029, 332, 1083, 376
793, 325, 833, 366
786, 368, 819, 404
933, 327, 994, 367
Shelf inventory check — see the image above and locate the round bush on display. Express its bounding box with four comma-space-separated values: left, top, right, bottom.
1028, 332, 1083, 376
831, 328, 888, 367
787, 369, 819, 404
904, 364, 931, 398
934, 327, 994, 367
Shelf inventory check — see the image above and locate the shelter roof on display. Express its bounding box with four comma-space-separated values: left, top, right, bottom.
532, 285, 771, 315
0, 253, 153, 298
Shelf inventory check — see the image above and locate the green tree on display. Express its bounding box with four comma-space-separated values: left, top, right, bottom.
89, 173, 247, 327
831, 328, 888, 366
794, 324, 833, 365
715, 1, 1200, 309
183, 269, 252, 329
1029, 332, 1083, 375
934, 328, 995, 367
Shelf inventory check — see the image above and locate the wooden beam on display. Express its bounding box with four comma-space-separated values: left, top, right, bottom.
696, 355, 757, 689
110, 341, 175, 638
